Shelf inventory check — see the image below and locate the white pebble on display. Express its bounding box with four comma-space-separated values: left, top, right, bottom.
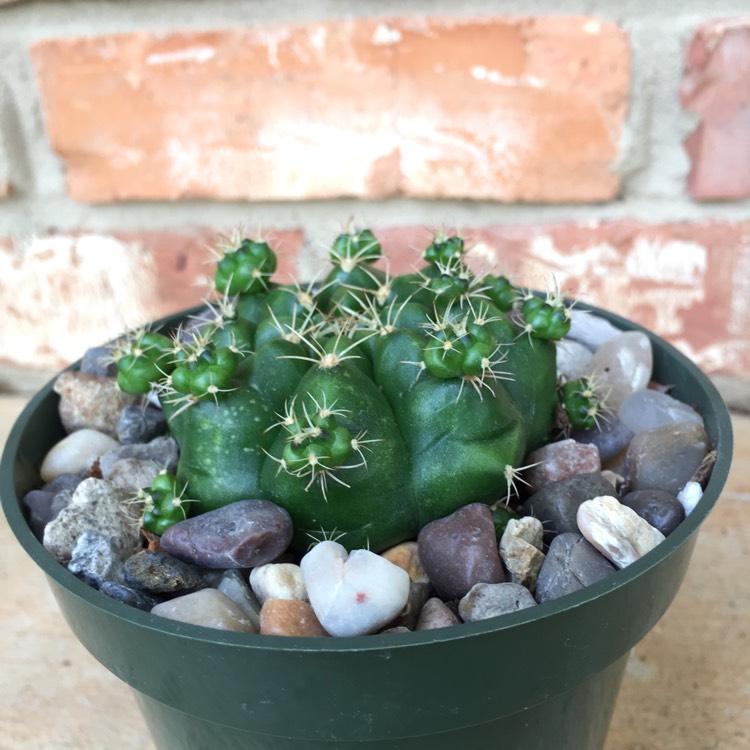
300, 541, 410, 637
577, 495, 665, 568
590, 332, 653, 410
249, 563, 307, 604
556, 339, 594, 382
677, 481, 703, 515
567, 310, 622, 350
40, 428, 120, 482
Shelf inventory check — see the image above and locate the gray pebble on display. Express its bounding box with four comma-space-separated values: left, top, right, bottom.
621, 489, 685, 536
571, 416, 634, 465
67, 531, 124, 587
80, 346, 117, 377
116, 405, 166, 445
23, 490, 58, 539
535, 532, 616, 603
216, 569, 262, 631
159, 499, 293, 569
122, 550, 207, 594
100, 435, 179, 478
99, 580, 163, 611
107, 458, 164, 493
417, 503, 504, 602
520, 472, 617, 541
41, 473, 83, 494
459, 582, 537, 622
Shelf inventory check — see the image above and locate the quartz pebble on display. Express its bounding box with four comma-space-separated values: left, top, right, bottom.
458, 582, 537, 622
415, 597, 461, 631
523, 439, 601, 493
160, 499, 293, 569
621, 489, 685, 536
259, 599, 329, 637
381, 541, 430, 584
556, 339, 594, 381
40, 429, 120, 483
417, 503, 504, 601
54, 371, 139, 437
67, 531, 124, 587
116, 405, 166, 445
521, 472, 617, 540
625, 422, 709, 495
577, 495, 665, 568
151, 588, 257, 632
677, 481, 703, 515
567, 310, 622, 350
249, 563, 307, 604
535, 532, 616, 603
300, 541, 410, 637
589, 331, 653, 409
499, 518, 545, 592
217, 570, 262, 630
618, 389, 704, 434
42, 478, 139, 563
123, 550, 206, 594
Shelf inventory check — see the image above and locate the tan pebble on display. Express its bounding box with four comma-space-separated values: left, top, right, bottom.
416, 597, 461, 631
151, 589, 257, 633
260, 599, 329, 637
381, 541, 429, 584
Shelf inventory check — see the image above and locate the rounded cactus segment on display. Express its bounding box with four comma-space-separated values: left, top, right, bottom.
521, 294, 571, 341
140, 472, 194, 535
215, 238, 277, 296
423, 233, 464, 265
330, 228, 382, 267
115, 330, 175, 395
559, 376, 609, 431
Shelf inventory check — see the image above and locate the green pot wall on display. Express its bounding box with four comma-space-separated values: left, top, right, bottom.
0, 303, 734, 750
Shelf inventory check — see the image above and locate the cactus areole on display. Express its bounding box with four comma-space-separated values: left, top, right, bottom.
115, 230, 586, 553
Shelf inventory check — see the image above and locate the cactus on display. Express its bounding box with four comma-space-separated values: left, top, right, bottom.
114, 229, 574, 552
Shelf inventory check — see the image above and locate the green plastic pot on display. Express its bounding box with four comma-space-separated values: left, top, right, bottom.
0, 303, 733, 750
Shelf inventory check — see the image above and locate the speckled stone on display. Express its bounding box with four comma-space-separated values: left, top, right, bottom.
67, 531, 125, 587
417, 503, 504, 602
621, 489, 686, 536
107, 458, 164, 493
99, 435, 178, 478
160, 499, 293, 569
99, 580, 163, 611
122, 550, 207, 594
535, 532, 617, 603
523, 439, 601, 493
116, 405, 166, 445
499, 519, 545, 592
458, 582, 537, 622
521, 472, 617, 540
259, 599, 329, 637
151, 588, 257, 632
415, 597, 461, 631
54, 371, 140, 437
625, 422, 709, 495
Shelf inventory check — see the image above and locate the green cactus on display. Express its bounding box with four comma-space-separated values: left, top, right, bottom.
115, 229, 566, 552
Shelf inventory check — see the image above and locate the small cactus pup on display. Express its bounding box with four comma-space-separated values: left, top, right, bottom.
112, 228, 569, 553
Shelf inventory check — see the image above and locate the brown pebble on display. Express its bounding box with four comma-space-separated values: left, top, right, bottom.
523, 439, 601, 493
259, 599, 329, 637
381, 541, 430, 583
416, 597, 461, 631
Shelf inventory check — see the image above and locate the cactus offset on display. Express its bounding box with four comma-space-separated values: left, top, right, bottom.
114, 229, 569, 551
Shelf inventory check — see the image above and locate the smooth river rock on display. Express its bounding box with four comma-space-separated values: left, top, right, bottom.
40, 429, 120, 483
621, 489, 685, 536
589, 331, 653, 410
151, 589, 257, 632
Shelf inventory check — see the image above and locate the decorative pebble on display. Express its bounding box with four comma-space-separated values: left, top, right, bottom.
40, 429, 120, 483
23, 489, 64, 539
381, 541, 430, 584
677, 481, 703, 515
415, 597, 461, 631
566, 310, 622, 350
217, 570, 262, 631
625, 422, 709, 495
621, 489, 686, 536
67, 531, 125, 587
499, 518, 545, 592
535, 532, 617, 603
160, 499, 293, 570
300, 541, 410, 637
151, 588, 257, 632
116, 405, 167, 445
523, 439, 601, 493
99, 435, 179, 479
80, 345, 117, 377
589, 331, 653, 409
259, 599, 329, 637
41, 473, 82, 494
458, 582, 537, 622
249, 563, 307, 604
576, 495, 665, 568
520, 472, 617, 540
417, 503, 504, 602
618, 389, 704, 434
556, 339, 594, 382
99, 580, 163, 611
42, 478, 140, 563
54, 371, 140, 437
571, 416, 634, 465
388, 581, 432, 631
122, 550, 207, 594
107, 458, 164, 493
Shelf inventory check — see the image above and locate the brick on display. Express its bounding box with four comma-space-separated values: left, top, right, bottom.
374, 221, 750, 378
31, 16, 629, 203
0, 229, 303, 369
681, 19, 750, 200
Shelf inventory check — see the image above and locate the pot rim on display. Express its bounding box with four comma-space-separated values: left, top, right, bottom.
0, 300, 734, 653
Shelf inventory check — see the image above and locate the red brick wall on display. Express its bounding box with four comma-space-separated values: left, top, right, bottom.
1, 5, 749, 378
